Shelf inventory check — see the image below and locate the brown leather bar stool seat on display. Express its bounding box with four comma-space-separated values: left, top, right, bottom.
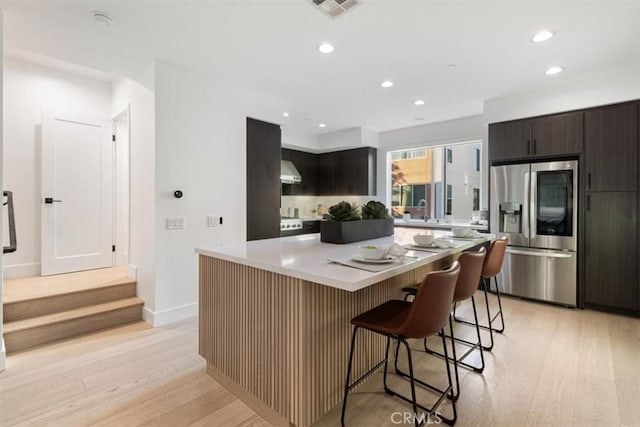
341, 262, 461, 427
400, 248, 487, 400
454, 237, 508, 351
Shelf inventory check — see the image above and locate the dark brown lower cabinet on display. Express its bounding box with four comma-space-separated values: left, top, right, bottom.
584, 191, 638, 313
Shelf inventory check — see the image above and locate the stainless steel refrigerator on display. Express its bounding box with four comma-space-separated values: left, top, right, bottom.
490, 160, 578, 306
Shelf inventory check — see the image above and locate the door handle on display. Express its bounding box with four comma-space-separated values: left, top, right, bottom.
44, 197, 62, 204
506, 248, 574, 259
587, 194, 590, 211
587, 173, 591, 190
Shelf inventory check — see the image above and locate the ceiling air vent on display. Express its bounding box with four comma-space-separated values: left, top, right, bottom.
309, 0, 361, 19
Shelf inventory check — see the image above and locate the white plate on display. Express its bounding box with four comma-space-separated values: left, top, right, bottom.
411, 242, 440, 248
351, 254, 397, 264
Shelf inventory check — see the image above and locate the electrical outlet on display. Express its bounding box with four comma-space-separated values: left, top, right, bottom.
166, 217, 185, 230
207, 216, 218, 227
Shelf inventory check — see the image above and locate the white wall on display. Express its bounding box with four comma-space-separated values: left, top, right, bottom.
1, 9, 6, 371
318, 127, 379, 151
484, 64, 640, 124
2, 57, 111, 278
111, 70, 156, 316
151, 60, 288, 325
282, 127, 319, 152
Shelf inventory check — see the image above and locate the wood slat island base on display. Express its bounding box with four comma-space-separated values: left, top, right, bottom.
198, 254, 452, 427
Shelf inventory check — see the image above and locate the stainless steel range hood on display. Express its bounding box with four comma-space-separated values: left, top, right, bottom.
281, 160, 302, 184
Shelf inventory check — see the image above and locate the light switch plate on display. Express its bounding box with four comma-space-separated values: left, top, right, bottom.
166, 217, 185, 230
207, 216, 218, 227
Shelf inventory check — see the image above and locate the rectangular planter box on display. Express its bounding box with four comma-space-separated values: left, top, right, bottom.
320, 218, 394, 244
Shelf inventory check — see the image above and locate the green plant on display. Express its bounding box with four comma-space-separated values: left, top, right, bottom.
361, 200, 391, 220
327, 201, 361, 222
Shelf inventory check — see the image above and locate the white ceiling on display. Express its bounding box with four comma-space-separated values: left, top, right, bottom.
1, 0, 639, 134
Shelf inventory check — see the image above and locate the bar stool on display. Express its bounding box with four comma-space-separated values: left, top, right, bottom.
340, 262, 460, 427
399, 248, 487, 400
454, 237, 508, 351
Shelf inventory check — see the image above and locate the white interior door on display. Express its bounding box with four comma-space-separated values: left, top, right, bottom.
41, 110, 114, 276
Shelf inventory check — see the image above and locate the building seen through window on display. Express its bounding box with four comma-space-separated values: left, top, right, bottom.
390, 141, 482, 220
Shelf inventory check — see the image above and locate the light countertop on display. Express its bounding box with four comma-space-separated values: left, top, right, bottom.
196, 228, 494, 292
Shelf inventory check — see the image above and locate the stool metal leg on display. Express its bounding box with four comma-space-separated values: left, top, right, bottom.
341, 326, 359, 426
424, 296, 485, 380
491, 276, 505, 333
453, 277, 505, 351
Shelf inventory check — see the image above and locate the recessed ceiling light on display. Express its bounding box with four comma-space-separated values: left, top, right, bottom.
545, 66, 564, 75
283, 112, 290, 117
415, 117, 425, 121
381, 80, 394, 88
318, 43, 335, 54
532, 30, 554, 43
318, 123, 327, 128
92, 11, 113, 26
447, 64, 457, 68
414, 100, 425, 106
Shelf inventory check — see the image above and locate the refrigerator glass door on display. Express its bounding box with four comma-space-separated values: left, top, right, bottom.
497, 247, 577, 306
490, 164, 530, 247
530, 160, 578, 251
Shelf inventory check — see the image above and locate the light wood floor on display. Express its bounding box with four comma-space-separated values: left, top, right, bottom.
1, 294, 639, 427
4, 266, 130, 303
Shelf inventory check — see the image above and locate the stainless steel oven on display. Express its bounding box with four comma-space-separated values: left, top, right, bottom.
491, 160, 578, 306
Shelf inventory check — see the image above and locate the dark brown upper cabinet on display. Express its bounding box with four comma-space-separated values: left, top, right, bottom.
318, 147, 377, 196
285, 147, 377, 196
246, 118, 281, 241
585, 102, 638, 192
281, 148, 319, 196
489, 111, 583, 162
489, 119, 529, 161
530, 112, 584, 157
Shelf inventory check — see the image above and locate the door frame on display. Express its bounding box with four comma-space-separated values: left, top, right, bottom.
112, 106, 131, 268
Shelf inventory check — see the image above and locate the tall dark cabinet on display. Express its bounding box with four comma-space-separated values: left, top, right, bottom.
583, 102, 639, 314
246, 118, 281, 241
584, 192, 638, 311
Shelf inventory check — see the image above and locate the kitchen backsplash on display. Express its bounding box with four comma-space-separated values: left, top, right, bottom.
281, 195, 381, 219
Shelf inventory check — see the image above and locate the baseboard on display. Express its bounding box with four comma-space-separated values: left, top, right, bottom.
0, 338, 6, 371
127, 264, 137, 280
3, 262, 40, 279
143, 302, 198, 327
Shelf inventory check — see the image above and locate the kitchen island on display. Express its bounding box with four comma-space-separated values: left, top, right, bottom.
197, 229, 494, 427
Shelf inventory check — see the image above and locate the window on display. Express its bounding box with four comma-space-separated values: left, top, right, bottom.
390, 141, 482, 220
390, 149, 426, 160
473, 188, 480, 211
474, 148, 480, 172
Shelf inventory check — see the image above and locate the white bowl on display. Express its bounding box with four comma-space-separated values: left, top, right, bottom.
358, 245, 387, 260
451, 227, 470, 237
413, 234, 435, 246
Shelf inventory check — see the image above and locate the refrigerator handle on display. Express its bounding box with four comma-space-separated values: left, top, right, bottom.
523, 171, 530, 239
530, 171, 537, 240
